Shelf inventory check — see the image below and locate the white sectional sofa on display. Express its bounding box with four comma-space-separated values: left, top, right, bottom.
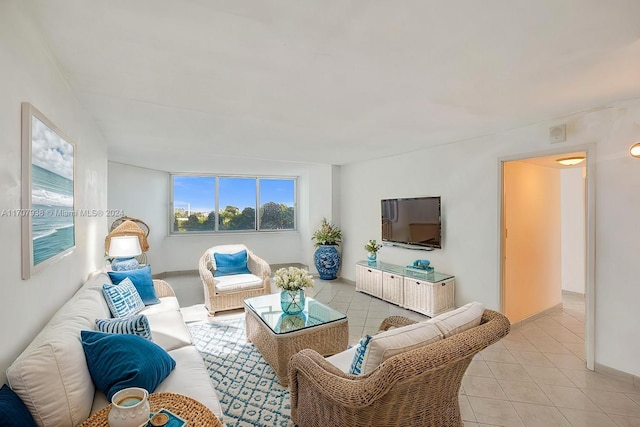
6, 271, 222, 427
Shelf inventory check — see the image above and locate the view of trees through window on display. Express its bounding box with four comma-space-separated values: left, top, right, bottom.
172, 175, 295, 233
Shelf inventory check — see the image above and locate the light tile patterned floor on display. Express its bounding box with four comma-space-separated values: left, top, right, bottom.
170, 272, 640, 427
307, 279, 640, 427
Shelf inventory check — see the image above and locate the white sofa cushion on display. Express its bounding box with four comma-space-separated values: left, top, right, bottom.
90, 346, 224, 421
6, 286, 108, 427
214, 273, 263, 293
144, 310, 193, 351
326, 346, 358, 374
359, 321, 443, 375
427, 301, 485, 338
140, 296, 181, 314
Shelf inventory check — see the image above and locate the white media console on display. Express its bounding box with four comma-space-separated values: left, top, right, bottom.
355, 260, 455, 317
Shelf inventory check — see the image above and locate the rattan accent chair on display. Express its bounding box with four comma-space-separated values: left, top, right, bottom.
288, 309, 511, 427
198, 244, 271, 316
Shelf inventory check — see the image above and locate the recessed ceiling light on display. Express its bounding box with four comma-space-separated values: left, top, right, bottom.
631, 143, 640, 158
556, 156, 586, 166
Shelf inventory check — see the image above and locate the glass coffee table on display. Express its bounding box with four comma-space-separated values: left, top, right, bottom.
244, 293, 348, 386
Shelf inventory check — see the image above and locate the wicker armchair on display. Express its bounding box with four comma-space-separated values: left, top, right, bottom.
288, 309, 511, 427
198, 244, 271, 316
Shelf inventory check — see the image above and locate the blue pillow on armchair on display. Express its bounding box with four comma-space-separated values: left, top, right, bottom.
108, 265, 160, 305
213, 250, 252, 277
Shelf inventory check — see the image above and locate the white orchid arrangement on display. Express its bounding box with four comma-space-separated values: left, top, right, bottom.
274, 267, 315, 292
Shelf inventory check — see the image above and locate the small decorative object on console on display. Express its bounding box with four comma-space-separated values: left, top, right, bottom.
364, 239, 382, 263
410, 259, 434, 271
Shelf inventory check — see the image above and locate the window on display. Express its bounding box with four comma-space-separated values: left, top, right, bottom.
170, 175, 296, 234
218, 177, 256, 231
259, 178, 295, 230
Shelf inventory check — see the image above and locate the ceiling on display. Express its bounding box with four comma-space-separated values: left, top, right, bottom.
25, 0, 640, 169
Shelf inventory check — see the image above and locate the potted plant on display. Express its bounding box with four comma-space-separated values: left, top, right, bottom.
274, 266, 315, 314
364, 239, 382, 263
312, 218, 342, 280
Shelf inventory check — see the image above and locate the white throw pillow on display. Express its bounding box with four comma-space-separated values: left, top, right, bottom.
427, 301, 485, 338
358, 321, 443, 375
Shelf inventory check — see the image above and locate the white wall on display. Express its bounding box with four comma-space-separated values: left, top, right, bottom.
0, 1, 108, 383
340, 100, 640, 377
108, 160, 336, 274
561, 167, 586, 294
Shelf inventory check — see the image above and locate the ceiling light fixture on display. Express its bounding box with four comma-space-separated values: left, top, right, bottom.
630, 142, 640, 158
556, 156, 586, 166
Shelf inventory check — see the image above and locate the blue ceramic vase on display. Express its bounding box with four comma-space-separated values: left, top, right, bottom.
314, 244, 341, 280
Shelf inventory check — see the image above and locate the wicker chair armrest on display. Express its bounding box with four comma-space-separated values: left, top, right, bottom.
289, 349, 395, 410
153, 279, 176, 298
378, 316, 418, 331
198, 252, 217, 293
247, 251, 271, 280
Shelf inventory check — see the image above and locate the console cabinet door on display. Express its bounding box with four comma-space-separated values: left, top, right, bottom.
403, 277, 431, 316
403, 277, 455, 316
382, 272, 403, 305
356, 265, 383, 298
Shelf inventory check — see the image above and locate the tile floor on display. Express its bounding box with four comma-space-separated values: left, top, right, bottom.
168, 272, 640, 427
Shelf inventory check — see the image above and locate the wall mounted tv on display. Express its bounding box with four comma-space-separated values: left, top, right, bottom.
381, 196, 441, 249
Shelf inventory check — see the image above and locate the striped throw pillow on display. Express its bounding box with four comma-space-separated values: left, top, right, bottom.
102, 278, 145, 318
95, 314, 152, 341
349, 335, 373, 375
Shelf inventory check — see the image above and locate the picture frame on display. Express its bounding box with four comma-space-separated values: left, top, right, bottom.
21, 102, 76, 279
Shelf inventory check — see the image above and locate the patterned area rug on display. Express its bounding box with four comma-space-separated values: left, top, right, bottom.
188, 318, 293, 427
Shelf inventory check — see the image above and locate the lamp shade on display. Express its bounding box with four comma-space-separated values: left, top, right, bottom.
108, 236, 142, 258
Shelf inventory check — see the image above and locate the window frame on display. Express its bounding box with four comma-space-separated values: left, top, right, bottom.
169, 173, 297, 235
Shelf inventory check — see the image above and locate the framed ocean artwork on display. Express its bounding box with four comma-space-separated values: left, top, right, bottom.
21, 103, 76, 279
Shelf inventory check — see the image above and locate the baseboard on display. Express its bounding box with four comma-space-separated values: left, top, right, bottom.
155, 264, 311, 279
271, 263, 309, 272
153, 269, 199, 279
561, 290, 585, 297
595, 363, 640, 387
509, 303, 563, 330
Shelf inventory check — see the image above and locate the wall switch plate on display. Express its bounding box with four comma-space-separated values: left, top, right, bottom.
549, 124, 566, 143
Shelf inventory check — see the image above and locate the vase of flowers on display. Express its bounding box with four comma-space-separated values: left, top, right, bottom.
364, 239, 382, 263
312, 218, 342, 280
274, 267, 315, 314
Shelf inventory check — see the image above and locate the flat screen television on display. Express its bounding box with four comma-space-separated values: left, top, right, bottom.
381, 196, 441, 249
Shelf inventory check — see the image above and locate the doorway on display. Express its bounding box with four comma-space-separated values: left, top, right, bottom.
500, 149, 594, 370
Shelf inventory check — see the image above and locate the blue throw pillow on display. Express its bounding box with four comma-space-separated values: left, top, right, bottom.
108, 265, 160, 305
213, 250, 251, 277
95, 314, 152, 341
0, 384, 38, 427
349, 335, 373, 375
81, 330, 176, 401
102, 278, 145, 318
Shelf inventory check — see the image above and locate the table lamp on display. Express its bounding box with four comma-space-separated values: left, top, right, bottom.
108, 235, 142, 271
